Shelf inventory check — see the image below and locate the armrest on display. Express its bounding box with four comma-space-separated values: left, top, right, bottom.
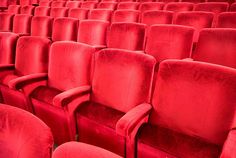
116, 103, 152, 137
8, 73, 48, 90
53, 85, 91, 107
0, 64, 14, 71
182, 58, 193, 61
220, 129, 236, 158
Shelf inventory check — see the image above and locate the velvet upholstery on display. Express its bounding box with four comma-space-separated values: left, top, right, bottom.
31, 16, 53, 38
66, 1, 81, 8
0, 13, 14, 32
137, 60, 236, 158
51, 1, 66, 8
165, 2, 194, 12
30, 42, 95, 144
112, 10, 140, 23
52, 142, 122, 158
39, 1, 52, 7
216, 12, 236, 28
220, 130, 236, 158
12, 14, 32, 36
194, 2, 229, 13
159, 0, 178, 3
75, 48, 155, 156
20, 5, 35, 15
80, 2, 98, 9
34, 6, 51, 16
50, 7, 68, 18
145, 24, 194, 62
175, 11, 214, 42
193, 28, 236, 68
8, 5, 21, 14
68, 8, 89, 20
117, 2, 140, 10
0, 104, 53, 158
230, 2, 236, 11
107, 22, 146, 51
141, 10, 174, 25
88, 9, 113, 21
77, 20, 109, 46
52, 17, 78, 42
182, 0, 204, 3
0, 32, 18, 65
139, 2, 165, 13
97, 2, 117, 10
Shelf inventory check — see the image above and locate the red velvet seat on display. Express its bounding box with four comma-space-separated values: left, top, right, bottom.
74, 48, 155, 157
12, 14, 32, 36
117, 2, 140, 10
31, 16, 53, 38
20, 5, 35, 15
29, 42, 95, 144
0, 36, 51, 112
216, 12, 236, 28
101, 0, 118, 2
175, 11, 214, 42
88, 9, 113, 21
145, 24, 194, 62
8, 5, 21, 14
165, 2, 194, 12
97, 2, 117, 10
0, 13, 14, 32
39, 1, 52, 7
158, 0, 179, 3
194, 2, 229, 13
230, 2, 236, 11
77, 20, 110, 47
80, 2, 98, 9
34, 6, 51, 16
136, 59, 236, 158
193, 28, 236, 69
107, 22, 146, 51
66, 1, 81, 8
68, 8, 89, 20
141, 10, 173, 25
0, 104, 53, 158
51, 1, 66, 8
52, 17, 78, 42
52, 142, 122, 158
181, 0, 204, 3
50, 7, 68, 18
112, 10, 140, 23
139, 2, 165, 13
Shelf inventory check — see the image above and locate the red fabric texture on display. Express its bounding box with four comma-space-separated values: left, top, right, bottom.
12, 14, 32, 35
80, 2, 98, 9
216, 12, 236, 28
88, 9, 113, 21
31, 16, 53, 38
141, 11, 174, 26
20, 5, 35, 15
66, 1, 81, 8
68, 8, 89, 20
165, 2, 194, 12
112, 10, 140, 23
50, 7, 68, 18
8, 5, 21, 14
0, 13, 14, 32
51, 1, 66, 8
220, 130, 236, 158
230, 2, 236, 11
39, 1, 52, 7
194, 2, 229, 13
117, 2, 140, 10
34, 6, 51, 16
97, 2, 117, 10
139, 2, 165, 13
0, 104, 53, 158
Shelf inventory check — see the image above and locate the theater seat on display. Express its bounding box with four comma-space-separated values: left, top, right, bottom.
230, 2, 236, 11
88, 9, 113, 21
20, 5, 35, 15
139, 2, 165, 13
34, 6, 51, 16
50, 7, 68, 18
165, 2, 194, 12
107, 22, 146, 51
66, 1, 81, 8
52, 142, 122, 158
8, 5, 21, 14
29, 42, 95, 144
80, 2, 98, 9
97, 2, 117, 10
51, 1, 66, 8
0, 104, 53, 158
12, 14, 32, 36
0, 36, 51, 112
136, 59, 236, 158
74, 48, 155, 157
39, 1, 52, 7
68, 8, 89, 20
194, 2, 229, 13
0, 13, 14, 32
141, 10, 173, 25
31, 16, 53, 38
112, 10, 140, 23
216, 12, 236, 28
117, 2, 140, 10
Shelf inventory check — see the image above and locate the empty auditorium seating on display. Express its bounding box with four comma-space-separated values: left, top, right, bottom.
29, 42, 95, 144
53, 142, 122, 158
216, 12, 236, 28
175, 11, 214, 42
0, 32, 18, 64
51, 1, 66, 8
0, 104, 53, 158
230, 2, 236, 11
165, 2, 194, 12
194, 2, 229, 13
182, 0, 204, 3
80, 2, 98, 9
193, 28, 236, 68
39, 1, 52, 7
74, 48, 155, 156
8, 5, 21, 14
31, 16, 53, 38
88, 9, 113, 21
112, 10, 140, 23
66, 1, 81, 8
107, 22, 146, 51
145, 25, 194, 61
34, 6, 51, 16
136, 59, 236, 158
141, 10, 174, 25
97, 2, 117, 10
20, 0, 34, 6
0, 36, 51, 112
68, 8, 89, 20
139, 2, 165, 13
50, 7, 68, 18
12, 14, 32, 36
77, 20, 109, 47
117, 2, 140, 10
0, 13, 14, 32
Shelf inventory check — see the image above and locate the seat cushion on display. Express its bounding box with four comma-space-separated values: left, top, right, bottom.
137, 124, 222, 158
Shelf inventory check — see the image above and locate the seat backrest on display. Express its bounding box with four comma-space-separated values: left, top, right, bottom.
34, 6, 51, 16
181, 0, 205, 3
91, 48, 156, 112
15, 36, 51, 76
117, 2, 140, 10
52, 17, 78, 42
31, 16, 53, 38
194, 2, 229, 13
39, 1, 52, 7
8, 5, 21, 14
50, 7, 68, 18
0, 32, 18, 64
158, 0, 179, 3
151, 59, 236, 145
66, 1, 81, 8
216, 12, 236, 28
68, 8, 89, 20
145, 24, 194, 62
80, 2, 98, 9
88, 9, 113, 21
51, 1, 66, 8
139, 2, 165, 13
0, 13, 14, 31
78, 20, 110, 46
230, 2, 236, 11
141, 10, 173, 25
107, 22, 146, 51
97, 2, 117, 10
48, 42, 95, 91
20, 5, 35, 15
0, 104, 53, 158
12, 14, 32, 35
193, 28, 236, 68
175, 11, 214, 42
165, 2, 194, 12
112, 10, 140, 22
